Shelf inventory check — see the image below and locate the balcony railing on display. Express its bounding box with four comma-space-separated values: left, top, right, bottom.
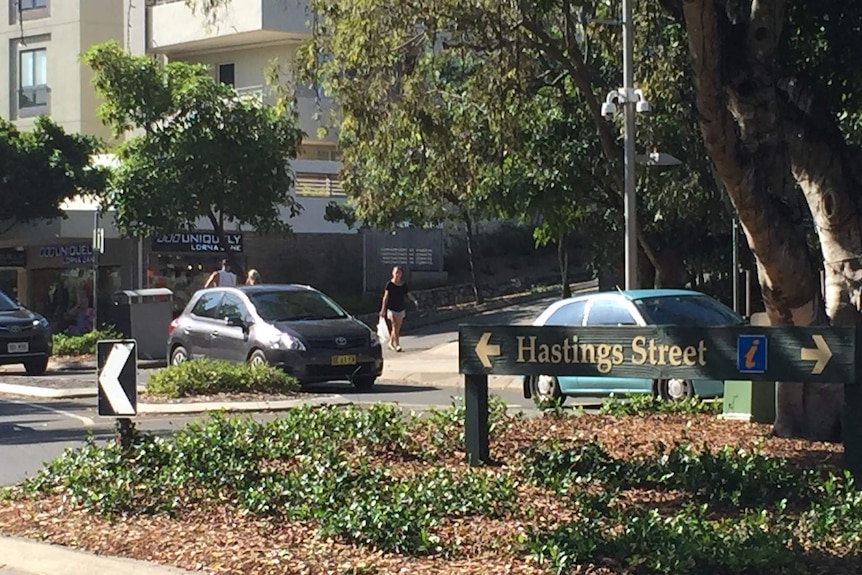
295, 173, 343, 197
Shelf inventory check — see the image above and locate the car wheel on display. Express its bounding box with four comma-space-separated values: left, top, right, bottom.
170, 345, 188, 366
23, 356, 48, 376
352, 376, 376, 391
531, 374, 566, 409
248, 349, 268, 367
659, 378, 694, 401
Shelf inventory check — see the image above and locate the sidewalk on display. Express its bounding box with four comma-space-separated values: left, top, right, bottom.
380, 340, 522, 390
0, 535, 195, 575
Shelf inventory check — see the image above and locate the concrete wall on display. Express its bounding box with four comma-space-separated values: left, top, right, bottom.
243, 232, 363, 295
149, 0, 308, 52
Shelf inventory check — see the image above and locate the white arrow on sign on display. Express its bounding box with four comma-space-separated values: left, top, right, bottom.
99, 342, 136, 415
800, 334, 832, 375
475, 332, 501, 368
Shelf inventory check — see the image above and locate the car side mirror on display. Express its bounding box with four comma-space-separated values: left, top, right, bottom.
225, 316, 246, 328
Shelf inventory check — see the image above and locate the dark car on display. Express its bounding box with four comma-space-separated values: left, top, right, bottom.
0, 290, 52, 375
166, 284, 384, 390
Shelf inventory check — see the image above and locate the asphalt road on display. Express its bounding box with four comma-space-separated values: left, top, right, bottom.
0, 293, 602, 486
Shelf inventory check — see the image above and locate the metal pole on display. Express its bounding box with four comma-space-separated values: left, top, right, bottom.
137, 237, 144, 289
745, 269, 752, 318
622, 0, 637, 290
93, 210, 100, 331
732, 218, 739, 313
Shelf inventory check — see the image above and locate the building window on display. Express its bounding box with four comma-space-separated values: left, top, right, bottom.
19, 0, 48, 9
217, 63, 235, 87
18, 48, 48, 114
12, 0, 50, 23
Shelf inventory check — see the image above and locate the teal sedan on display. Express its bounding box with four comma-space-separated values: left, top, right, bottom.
523, 289, 745, 407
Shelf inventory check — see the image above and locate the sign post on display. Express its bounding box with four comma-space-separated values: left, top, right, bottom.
458, 325, 860, 477
97, 339, 138, 450
464, 373, 489, 466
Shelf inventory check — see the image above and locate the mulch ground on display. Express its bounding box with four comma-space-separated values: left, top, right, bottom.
0, 414, 849, 574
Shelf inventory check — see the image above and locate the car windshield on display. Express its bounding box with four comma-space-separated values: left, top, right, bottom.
0, 291, 18, 312
247, 290, 348, 322
635, 294, 744, 327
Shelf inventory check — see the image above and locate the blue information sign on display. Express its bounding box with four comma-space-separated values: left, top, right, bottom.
737, 334, 767, 374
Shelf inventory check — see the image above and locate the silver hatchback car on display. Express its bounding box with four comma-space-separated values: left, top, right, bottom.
166, 284, 384, 390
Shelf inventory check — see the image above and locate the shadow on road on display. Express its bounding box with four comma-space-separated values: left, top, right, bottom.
0, 424, 178, 447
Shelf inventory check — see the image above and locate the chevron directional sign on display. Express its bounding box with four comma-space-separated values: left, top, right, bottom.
97, 340, 138, 417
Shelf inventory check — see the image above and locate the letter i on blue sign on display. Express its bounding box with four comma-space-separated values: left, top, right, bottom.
737, 334, 767, 374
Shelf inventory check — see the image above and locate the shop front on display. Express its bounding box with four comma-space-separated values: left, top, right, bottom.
146, 231, 245, 314
0, 248, 27, 301
28, 242, 126, 335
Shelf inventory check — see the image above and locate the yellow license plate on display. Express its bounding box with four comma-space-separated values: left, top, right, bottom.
331, 354, 357, 366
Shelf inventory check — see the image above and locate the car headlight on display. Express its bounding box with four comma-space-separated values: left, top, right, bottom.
33, 317, 49, 329
270, 332, 306, 351
370, 331, 381, 347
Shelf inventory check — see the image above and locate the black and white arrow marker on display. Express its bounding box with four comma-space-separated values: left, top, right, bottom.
98, 341, 137, 416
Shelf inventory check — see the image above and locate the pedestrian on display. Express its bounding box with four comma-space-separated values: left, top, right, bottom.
245, 268, 262, 285
379, 265, 416, 352
204, 259, 238, 288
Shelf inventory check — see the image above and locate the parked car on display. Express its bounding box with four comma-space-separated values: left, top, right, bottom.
524, 289, 745, 407
0, 290, 52, 376
166, 284, 383, 390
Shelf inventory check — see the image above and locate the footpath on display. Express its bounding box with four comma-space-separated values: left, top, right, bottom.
0, 280, 597, 575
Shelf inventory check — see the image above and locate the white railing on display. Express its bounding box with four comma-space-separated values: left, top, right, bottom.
294, 172, 343, 197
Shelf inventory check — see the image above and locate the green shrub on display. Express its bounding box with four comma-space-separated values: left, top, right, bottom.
52, 327, 122, 356
22, 406, 517, 555
527, 499, 795, 574
522, 440, 816, 508
145, 358, 299, 397
599, 392, 722, 416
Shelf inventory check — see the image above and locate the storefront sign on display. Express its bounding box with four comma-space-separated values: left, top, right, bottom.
38, 244, 94, 265
151, 232, 244, 253
0, 248, 26, 267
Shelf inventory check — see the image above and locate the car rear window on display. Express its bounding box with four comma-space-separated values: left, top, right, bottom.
0, 291, 18, 312
546, 300, 587, 326
249, 290, 348, 322
635, 295, 743, 326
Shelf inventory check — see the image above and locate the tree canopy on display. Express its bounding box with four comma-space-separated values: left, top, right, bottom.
0, 116, 106, 232
82, 41, 304, 245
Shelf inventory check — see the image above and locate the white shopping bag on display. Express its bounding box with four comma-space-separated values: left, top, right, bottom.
377, 317, 390, 344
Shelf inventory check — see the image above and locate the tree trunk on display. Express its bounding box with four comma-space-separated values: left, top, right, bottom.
681, 0, 836, 440
558, 235, 571, 298
653, 247, 688, 289
463, 213, 483, 305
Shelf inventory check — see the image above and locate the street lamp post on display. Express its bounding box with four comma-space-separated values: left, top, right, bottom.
622, 0, 636, 290
601, 0, 650, 290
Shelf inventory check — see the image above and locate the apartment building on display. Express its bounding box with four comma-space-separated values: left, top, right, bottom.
0, 0, 143, 137
145, 0, 359, 310
0, 0, 359, 334
0, 0, 144, 330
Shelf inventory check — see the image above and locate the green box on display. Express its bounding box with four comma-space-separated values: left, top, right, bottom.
722, 380, 775, 423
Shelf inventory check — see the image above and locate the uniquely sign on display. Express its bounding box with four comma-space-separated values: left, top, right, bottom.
151, 232, 243, 253
38, 244, 94, 265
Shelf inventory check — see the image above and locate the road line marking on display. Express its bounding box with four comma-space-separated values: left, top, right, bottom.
3, 398, 94, 427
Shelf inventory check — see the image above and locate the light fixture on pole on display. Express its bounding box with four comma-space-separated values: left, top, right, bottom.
602, 0, 650, 290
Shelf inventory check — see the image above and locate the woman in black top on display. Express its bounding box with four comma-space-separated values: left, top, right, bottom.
379, 266, 412, 351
